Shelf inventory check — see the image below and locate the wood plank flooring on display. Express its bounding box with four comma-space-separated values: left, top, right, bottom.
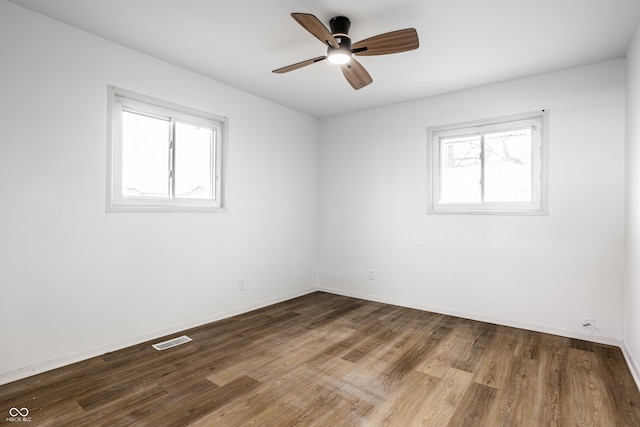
1, 291, 639, 426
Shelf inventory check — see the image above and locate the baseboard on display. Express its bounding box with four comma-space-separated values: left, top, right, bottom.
621, 342, 640, 392
3, 285, 631, 387
317, 286, 623, 347
0, 286, 317, 386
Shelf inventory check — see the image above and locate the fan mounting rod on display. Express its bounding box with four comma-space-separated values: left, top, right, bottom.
329, 16, 351, 38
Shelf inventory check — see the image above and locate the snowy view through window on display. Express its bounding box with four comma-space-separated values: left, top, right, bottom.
440, 128, 532, 204
121, 111, 214, 200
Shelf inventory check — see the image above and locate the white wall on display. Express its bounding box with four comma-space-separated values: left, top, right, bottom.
0, 1, 319, 383
319, 59, 626, 343
624, 25, 640, 383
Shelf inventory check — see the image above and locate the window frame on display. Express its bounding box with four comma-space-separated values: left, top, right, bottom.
427, 110, 548, 215
107, 86, 228, 213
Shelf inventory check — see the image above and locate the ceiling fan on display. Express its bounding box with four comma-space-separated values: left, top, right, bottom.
273, 13, 419, 90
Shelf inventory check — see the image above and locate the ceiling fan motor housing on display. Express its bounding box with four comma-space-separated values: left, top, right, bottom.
328, 16, 352, 57
330, 16, 351, 36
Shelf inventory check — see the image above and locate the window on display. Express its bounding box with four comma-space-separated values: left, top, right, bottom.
427, 111, 548, 215
107, 86, 227, 213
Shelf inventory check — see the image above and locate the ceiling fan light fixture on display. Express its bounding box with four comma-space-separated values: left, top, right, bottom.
327, 50, 352, 65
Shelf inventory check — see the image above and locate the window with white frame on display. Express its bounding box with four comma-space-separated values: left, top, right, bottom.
427, 111, 548, 215
107, 86, 227, 213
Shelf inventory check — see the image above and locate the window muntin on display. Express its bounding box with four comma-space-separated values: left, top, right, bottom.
107, 86, 226, 213
428, 111, 547, 215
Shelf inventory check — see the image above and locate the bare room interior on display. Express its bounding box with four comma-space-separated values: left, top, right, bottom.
3, 0, 640, 425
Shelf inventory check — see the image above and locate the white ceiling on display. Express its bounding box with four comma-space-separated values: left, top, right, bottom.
9, 0, 640, 118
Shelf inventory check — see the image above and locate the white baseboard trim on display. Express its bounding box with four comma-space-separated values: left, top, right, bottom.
0, 287, 317, 386
4, 285, 633, 389
317, 286, 623, 347
621, 341, 640, 392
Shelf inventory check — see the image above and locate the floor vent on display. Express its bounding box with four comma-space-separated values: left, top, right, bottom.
152, 335, 192, 351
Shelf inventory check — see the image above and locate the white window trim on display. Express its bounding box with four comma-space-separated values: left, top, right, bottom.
427, 110, 549, 215
107, 86, 228, 213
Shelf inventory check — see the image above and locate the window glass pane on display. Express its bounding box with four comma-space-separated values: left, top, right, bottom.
484, 128, 532, 202
121, 110, 170, 198
174, 122, 214, 200
440, 135, 481, 204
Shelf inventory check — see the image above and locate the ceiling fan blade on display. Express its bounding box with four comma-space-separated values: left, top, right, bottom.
352, 28, 419, 56
291, 13, 339, 48
341, 58, 372, 90
272, 56, 327, 74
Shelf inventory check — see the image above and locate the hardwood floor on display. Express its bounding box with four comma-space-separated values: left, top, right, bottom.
1, 292, 639, 426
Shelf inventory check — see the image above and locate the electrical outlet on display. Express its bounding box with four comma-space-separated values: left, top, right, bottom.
368, 270, 375, 280
239, 279, 245, 291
